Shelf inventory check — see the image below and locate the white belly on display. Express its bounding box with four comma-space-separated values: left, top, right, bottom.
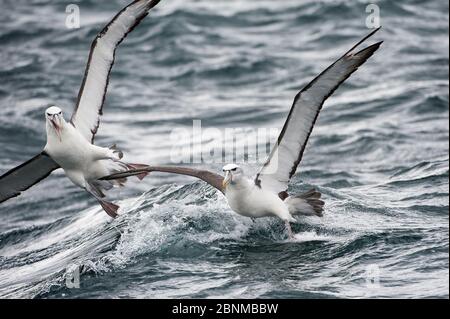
225, 184, 291, 220
44, 124, 108, 187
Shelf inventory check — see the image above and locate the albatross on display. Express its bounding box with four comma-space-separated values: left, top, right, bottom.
102, 28, 382, 236
0, 0, 162, 217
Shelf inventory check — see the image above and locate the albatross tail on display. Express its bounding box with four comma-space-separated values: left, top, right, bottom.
285, 188, 324, 217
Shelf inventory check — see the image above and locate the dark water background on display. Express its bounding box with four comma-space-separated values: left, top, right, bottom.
0, 0, 448, 298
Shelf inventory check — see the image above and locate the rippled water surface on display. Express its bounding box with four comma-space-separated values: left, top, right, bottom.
0, 0, 448, 298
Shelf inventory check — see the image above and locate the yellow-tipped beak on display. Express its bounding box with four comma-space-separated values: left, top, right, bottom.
222, 171, 231, 189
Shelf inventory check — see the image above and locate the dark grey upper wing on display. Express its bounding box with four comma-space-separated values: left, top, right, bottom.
255, 28, 383, 195
101, 165, 225, 194
0, 152, 60, 203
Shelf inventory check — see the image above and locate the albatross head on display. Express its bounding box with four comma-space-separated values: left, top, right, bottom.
222, 164, 244, 188
45, 106, 65, 141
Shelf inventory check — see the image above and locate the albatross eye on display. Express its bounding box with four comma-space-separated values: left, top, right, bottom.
231, 168, 237, 171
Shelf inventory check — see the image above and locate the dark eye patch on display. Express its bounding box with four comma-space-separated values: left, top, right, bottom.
231, 168, 237, 171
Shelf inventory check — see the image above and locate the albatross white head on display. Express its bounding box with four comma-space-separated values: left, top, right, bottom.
222, 164, 244, 189
45, 106, 65, 141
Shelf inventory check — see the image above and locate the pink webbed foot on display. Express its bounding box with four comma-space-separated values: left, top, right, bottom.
285, 220, 294, 240
98, 200, 119, 218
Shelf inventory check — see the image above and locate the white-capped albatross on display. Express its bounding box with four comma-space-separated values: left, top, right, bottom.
0, 0, 162, 217
102, 28, 383, 235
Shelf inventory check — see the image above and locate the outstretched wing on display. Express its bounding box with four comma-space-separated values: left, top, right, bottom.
101, 166, 225, 194
0, 152, 60, 203
255, 28, 383, 194
70, 0, 161, 143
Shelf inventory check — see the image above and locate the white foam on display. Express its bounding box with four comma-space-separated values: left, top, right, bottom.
290, 231, 333, 243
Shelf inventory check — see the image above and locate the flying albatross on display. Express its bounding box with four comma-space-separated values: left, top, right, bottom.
0, 0, 162, 217
103, 28, 383, 236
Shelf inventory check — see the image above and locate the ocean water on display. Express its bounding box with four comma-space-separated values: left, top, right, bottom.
0, 0, 448, 299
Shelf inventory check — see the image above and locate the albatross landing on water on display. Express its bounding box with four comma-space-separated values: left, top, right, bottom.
0, 0, 162, 217
102, 28, 383, 237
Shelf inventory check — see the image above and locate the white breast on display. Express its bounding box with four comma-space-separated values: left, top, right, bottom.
225, 179, 291, 219
44, 122, 112, 188
44, 124, 91, 170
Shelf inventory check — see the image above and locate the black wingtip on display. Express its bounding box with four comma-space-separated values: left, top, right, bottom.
148, 0, 162, 9
343, 27, 383, 57
367, 26, 382, 37
353, 40, 383, 59
373, 40, 384, 50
